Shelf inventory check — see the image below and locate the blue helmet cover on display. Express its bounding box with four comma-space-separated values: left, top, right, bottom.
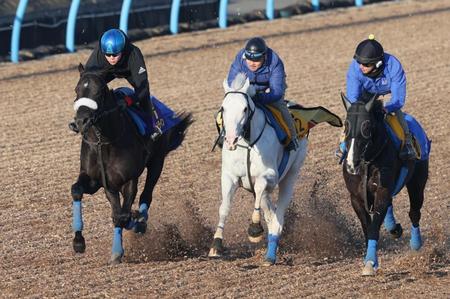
101, 29, 126, 55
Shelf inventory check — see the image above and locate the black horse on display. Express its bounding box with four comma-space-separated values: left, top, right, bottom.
71, 64, 193, 264
341, 92, 429, 276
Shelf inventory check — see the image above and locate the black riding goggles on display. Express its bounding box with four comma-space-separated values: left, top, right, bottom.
244, 50, 265, 62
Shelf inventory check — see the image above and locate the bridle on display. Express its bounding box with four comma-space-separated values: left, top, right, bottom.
221, 91, 266, 147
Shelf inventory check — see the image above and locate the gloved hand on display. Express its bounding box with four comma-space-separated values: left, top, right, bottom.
118, 96, 133, 110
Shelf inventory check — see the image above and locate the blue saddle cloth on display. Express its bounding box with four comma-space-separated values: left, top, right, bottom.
384, 113, 431, 161
115, 87, 181, 136
256, 103, 288, 145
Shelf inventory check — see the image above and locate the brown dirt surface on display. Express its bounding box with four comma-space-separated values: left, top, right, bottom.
0, 0, 448, 297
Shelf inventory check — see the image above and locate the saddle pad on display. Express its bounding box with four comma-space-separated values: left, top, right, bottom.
286, 102, 343, 138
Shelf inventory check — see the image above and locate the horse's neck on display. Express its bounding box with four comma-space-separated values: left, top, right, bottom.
247, 105, 266, 143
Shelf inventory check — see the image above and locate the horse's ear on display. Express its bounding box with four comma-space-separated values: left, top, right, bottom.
78, 63, 85, 76
365, 93, 377, 111
223, 78, 231, 93
340, 92, 351, 111
247, 84, 256, 97
241, 77, 250, 93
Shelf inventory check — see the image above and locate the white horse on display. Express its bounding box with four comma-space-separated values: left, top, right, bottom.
209, 73, 308, 265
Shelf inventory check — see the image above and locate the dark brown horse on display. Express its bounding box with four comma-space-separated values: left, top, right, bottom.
341, 92, 429, 276
71, 64, 193, 264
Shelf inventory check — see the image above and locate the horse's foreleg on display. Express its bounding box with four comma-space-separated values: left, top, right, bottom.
71, 173, 101, 253
208, 173, 238, 258
406, 160, 428, 251
363, 187, 390, 276
105, 189, 124, 264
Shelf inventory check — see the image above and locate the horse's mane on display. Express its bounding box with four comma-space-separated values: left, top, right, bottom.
230, 73, 247, 91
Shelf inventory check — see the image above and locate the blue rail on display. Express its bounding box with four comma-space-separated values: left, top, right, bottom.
120, 0, 133, 34
219, 0, 228, 29
11, 0, 29, 63
170, 0, 181, 34
66, 0, 81, 53
266, 0, 274, 20
10, 0, 370, 62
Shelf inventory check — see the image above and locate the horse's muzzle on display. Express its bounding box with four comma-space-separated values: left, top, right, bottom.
225, 136, 239, 151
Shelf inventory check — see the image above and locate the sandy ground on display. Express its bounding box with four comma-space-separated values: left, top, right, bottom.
0, 0, 449, 297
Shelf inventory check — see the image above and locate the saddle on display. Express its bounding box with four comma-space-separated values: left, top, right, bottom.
215, 100, 343, 146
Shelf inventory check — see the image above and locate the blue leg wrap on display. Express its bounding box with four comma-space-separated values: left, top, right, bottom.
364, 239, 378, 269
139, 203, 149, 221
410, 225, 422, 251
339, 141, 347, 154
112, 227, 124, 257
72, 201, 83, 232
265, 234, 279, 264
383, 205, 396, 232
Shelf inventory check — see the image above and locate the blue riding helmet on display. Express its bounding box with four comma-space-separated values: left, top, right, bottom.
100, 29, 126, 55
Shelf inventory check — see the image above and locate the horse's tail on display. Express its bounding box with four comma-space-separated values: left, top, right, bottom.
167, 112, 194, 152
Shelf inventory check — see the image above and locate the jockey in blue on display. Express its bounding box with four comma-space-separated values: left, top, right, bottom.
345, 35, 416, 160
227, 37, 297, 150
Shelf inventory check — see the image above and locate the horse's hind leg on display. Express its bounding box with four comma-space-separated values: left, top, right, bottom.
208, 173, 239, 258
384, 204, 403, 239
71, 172, 101, 253
121, 179, 138, 231
406, 160, 428, 251
134, 155, 165, 234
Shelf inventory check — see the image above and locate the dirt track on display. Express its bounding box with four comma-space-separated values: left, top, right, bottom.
0, 0, 449, 297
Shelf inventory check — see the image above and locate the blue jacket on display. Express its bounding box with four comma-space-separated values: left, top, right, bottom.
346, 53, 406, 113
227, 48, 286, 104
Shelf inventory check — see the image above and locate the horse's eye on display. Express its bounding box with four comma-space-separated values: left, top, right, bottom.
243, 107, 248, 113
344, 120, 350, 137
361, 120, 371, 139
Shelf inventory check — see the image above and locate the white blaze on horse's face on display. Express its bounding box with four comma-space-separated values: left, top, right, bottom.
74, 97, 98, 112
346, 138, 357, 174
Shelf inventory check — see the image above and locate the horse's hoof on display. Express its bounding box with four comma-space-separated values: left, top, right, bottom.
362, 261, 377, 276
134, 221, 147, 234
109, 254, 123, 265
208, 238, 224, 258
73, 232, 86, 253
208, 247, 222, 258
262, 258, 276, 267
247, 222, 264, 243
390, 223, 403, 239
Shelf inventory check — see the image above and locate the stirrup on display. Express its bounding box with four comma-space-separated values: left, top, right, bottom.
286, 138, 298, 151
150, 125, 162, 141
399, 143, 416, 160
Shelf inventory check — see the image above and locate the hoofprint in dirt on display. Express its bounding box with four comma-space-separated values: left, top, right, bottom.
0, 0, 449, 297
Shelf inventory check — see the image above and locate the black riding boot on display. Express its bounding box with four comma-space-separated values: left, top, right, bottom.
140, 99, 162, 140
